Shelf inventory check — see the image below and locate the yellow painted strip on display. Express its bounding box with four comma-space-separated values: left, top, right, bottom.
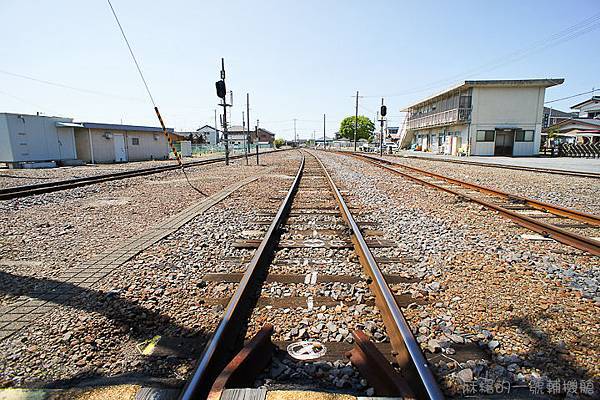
135, 335, 161, 356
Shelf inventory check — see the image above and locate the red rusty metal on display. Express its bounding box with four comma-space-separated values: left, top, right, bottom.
351, 153, 600, 256
357, 153, 600, 226
347, 330, 416, 399
207, 324, 275, 400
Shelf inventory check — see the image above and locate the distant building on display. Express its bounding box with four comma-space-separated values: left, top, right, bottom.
543, 96, 600, 145
74, 122, 171, 163
252, 127, 275, 144
314, 136, 334, 147
544, 118, 600, 144
571, 96, 600, 119
0, 113, 79, 168
400, 78, 564, 156
226, 125, 275, 145
196, 125, 219, 145
542, 107, 577, 129
174, 126, 218, 146
387, 126, 399, 135
225, 125, 249, 146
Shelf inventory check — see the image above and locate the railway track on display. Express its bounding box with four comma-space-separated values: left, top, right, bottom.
180, 151, 444, 400
0, 151, 279, 200
383, 152, 600, 179
349, 152, 600, 256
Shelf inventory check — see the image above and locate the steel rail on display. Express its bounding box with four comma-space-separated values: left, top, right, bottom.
0, 150, 283, 200
179, 153, 305, 400
355, 153, 600, 226
384, 152, 600, 180
349, 153, 600, 256
312, 151, 444, 400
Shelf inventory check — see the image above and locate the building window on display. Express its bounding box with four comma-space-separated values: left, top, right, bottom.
476, 130, 495, 142
131, 137, 140, 145
515, 130, 534, 142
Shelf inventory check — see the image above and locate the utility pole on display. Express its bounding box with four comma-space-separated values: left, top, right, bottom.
354, 91, 359, 151
313, 130, 316, 148
323, 113, 326, 151
246, 93, 250, 158
214, 109, 218, 144
294, 118, 297, 147
216, 58, 230, 165
242, 111, 248, 165
379, 98, 387, 156
255, 119, 259, 165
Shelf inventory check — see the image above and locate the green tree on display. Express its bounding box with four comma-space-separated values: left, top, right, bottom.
273, 137, 285, 148
339, 116, 375, 142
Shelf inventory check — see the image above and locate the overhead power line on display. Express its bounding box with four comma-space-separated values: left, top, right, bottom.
362, 10, 600, 98
545, 87, 598, 104
0, 69, 145, 102
106, 0, 206, 196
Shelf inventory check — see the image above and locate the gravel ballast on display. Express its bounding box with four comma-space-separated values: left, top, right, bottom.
317, 150, 599, 396
379, 153, 600, 215
0, 151, 301, 386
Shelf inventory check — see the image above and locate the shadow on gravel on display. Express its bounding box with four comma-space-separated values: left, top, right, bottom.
496, 314, 594, 381
0, 271, 211, 388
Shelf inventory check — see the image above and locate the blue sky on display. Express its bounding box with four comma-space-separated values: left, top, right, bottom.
1, 0, 599, 139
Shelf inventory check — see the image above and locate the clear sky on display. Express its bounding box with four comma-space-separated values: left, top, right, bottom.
1, 0, 599, 140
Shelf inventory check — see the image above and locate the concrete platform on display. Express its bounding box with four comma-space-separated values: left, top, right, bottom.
394, 150, 600, 175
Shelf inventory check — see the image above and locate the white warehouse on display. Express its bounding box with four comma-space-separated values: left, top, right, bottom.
400, 79, 564, 156
0, 113, 79, 168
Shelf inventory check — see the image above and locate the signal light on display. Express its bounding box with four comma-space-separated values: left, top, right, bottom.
380, 105, 387, 117
216, 80, 226, 99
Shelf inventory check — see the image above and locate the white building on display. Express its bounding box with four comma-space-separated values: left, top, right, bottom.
0, 113, 79, 168
400, 79, 564, 156
543, 96, 600, 145
226, 126, 250, 146
571, 96, 600, 119
196, 125, 219, 145
74, 122, 170, 163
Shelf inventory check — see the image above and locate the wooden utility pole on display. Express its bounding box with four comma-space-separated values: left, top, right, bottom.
354, 91, 359, 151
242, 111, 248, 165
214, 109, 218, 144
246, 93, 250, 158
323, 113, 326, 150
255, 119, 259, 165
294, 118, 297, 147
379, 99, 384, 156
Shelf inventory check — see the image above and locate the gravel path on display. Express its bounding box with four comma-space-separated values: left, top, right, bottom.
0, 152, 290, 307
378, 154, 600, 215
0, 151, 301, 387
317, 150, 599, 397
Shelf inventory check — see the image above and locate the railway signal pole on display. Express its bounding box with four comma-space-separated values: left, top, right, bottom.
215, 58, 230, 165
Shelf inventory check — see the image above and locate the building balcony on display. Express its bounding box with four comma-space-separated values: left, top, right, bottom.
406, 108, 471, 130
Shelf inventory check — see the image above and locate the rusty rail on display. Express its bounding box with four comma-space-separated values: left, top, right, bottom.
313, 152, 444, 400
349, 152, 600, 256
0, 149, 285, 200
179, 153, 305, 400
182, 150, 445, 399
